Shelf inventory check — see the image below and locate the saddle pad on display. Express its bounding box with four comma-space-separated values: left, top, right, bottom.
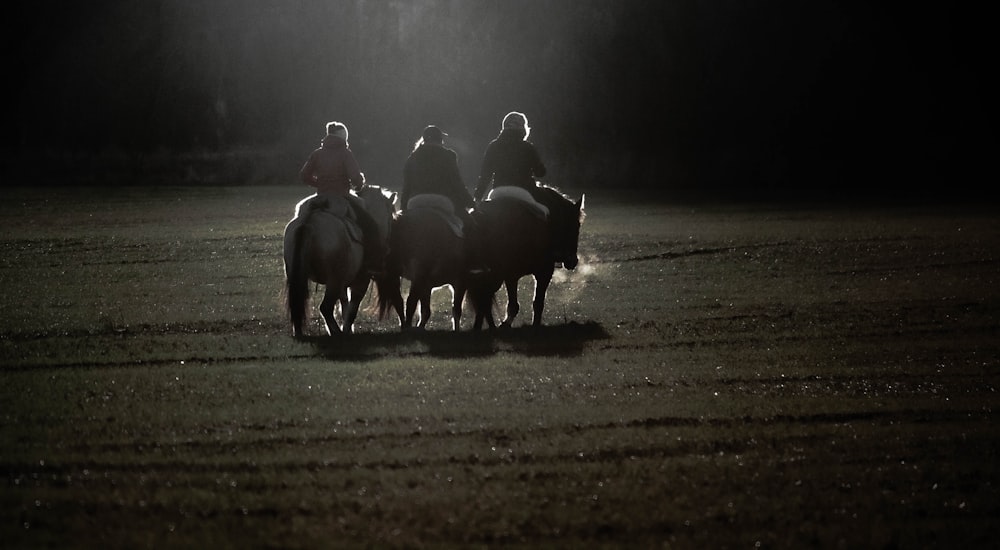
407, 193, 454, 215
406, 194, 464, 238
294, 194, 363, 243
295, 193, 350, 218
486, 186, 549, 219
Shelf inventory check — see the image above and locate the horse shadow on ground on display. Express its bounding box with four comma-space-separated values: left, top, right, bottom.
300, 320, 609, 361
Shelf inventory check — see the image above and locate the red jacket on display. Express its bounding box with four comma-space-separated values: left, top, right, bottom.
299, 135, 364, 195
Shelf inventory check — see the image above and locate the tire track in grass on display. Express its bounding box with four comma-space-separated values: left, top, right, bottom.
9, 407, 987, 477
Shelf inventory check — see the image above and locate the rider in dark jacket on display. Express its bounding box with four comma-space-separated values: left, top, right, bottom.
474, 111, 546, 203
402, 125, 474, 212
403, 125, 486, 273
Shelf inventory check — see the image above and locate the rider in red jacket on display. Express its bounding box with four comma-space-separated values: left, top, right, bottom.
300, 121, 384, 274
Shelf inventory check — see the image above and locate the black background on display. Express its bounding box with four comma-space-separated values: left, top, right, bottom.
3, 1, 994, 201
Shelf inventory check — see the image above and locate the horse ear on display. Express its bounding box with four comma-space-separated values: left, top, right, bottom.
577, 194, 586, 211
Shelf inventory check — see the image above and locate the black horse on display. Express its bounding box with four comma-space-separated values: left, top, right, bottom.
377, 196, 472, 330
469, 185, 585, 329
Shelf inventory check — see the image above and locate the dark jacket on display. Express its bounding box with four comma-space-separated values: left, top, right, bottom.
402, 143, 474, 211
474, 128, 546, 202
299, 135, 364, 196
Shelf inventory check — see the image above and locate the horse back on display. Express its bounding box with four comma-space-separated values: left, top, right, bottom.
477, 200, 551, 276
391, 209, 465, 284
284, 211, 363, 286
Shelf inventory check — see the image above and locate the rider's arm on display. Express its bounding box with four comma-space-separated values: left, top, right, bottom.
299, 152, 317, 186
345, 151, 366, 192
401, 157, 415, 209
448, 151, 474, 210
474, 145, 495, 203
530, 143, 546, 179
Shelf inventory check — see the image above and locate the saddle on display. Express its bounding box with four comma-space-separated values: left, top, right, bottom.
406, 194, 464, 238
294, 193, 363, 243
485, 186, 549, 220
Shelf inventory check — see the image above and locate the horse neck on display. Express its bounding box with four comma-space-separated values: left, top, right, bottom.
360, 190, 393, 240
549, 198, 581, 250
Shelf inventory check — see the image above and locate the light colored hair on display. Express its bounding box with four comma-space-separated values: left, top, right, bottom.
326, 121, 348, 141
502, 111, 530, 139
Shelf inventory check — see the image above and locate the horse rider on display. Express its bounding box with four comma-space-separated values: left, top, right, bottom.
299, 121, 384, 274
474, 111, 547, 204
402, 124, 487, 273
402, 125, 474, 212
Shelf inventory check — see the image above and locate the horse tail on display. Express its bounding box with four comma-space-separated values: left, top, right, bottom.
370, 273, 402, 321
286, 221, 311, 335
371, 225, 403, 321
367, 218, 402, 321
466, 275, 498, 321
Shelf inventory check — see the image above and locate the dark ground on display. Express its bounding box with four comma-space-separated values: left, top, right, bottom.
1, 186, 998, 547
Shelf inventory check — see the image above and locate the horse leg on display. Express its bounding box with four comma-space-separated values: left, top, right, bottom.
452, 284, 466, 332
319, 288, 340, 335
501, 278, 520, 329
475, 304, 496, 331
532, 270, 554, 327
470, 278, 498, 331
418, 288, 432, 329
342, 279, 369, 335
391, 283, 405, 327
337, 285, 354, 334
472, 302, 484, 331
404, 285, 420, 329
470, 282, 485, 331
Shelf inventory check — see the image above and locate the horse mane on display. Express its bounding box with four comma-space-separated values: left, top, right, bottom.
359, 185, 392, 200
293, 193, 319, 219
359, 185, 400, 217
535, 183, 586, 223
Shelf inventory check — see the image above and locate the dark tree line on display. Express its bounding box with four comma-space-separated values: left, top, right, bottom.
3, 1, 993, 200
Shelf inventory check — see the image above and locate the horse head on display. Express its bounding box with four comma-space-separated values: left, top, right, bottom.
540, 186, 585, 270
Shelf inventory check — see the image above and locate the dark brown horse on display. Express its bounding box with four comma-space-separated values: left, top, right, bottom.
469, 185, 585, 329
376, 196, 471, 330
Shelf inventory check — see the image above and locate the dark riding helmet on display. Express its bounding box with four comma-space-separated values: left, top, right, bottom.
421, 125, 447, 144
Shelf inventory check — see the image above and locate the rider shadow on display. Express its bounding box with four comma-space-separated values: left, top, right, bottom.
304, 320, 609, 361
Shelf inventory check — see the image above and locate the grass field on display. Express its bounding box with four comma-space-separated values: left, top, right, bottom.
2, 185, 999, 548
